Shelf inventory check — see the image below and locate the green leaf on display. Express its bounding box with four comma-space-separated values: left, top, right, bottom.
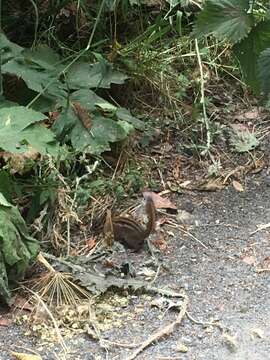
0, 171, 13, 202
70, 89, 114, 111
23, 45, 60, 70
117, 120, 134, 136
0, 192, 11, 207
0, 201, 39, 303
233, 20, 270, 94
53, 107, 127, 154
2, 49, 67, 100
0, 106, 58, 155
70, 90, 144, 129
0, 33, 23, 63
75, 115, 127, 153
116, 108, 145, 130
53, 88, 144, 153
0, 95, 18, 109
2, 58, 50, 93
258, 47, 270, 95
66, 61, 128, 89
193, 0, 253, 44
95, 102, 117, 112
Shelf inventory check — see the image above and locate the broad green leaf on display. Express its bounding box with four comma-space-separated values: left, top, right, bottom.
2, 58, 51, 93
116, 108, 144, 130
193, 0, 253, 44
0, 33, 23, 63
51, 108, 76, 140
258, 47, 270, 95
23, 45, 60, 70
0, 171, 13, 202
71, 115, 126, 154
53, 107, 127, 154
0, 95, 18, 109
66, 61, 128, 89
95, 102, 117, 112
70, 90, 143, 129
117, 120, 134, 136
0, 106, 58, 155
0, 106, 47, 131
0, 204, 39, 303
70, 89, 113, 111
233, 21, 270, 94
0, 192, 11, 207
2, 57, 67, 100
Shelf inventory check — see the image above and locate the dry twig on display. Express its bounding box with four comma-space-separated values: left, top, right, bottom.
125, 295, 188, 360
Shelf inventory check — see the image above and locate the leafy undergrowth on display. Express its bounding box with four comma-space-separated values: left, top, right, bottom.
6, 78, 270, 350
2, 1, 270, 353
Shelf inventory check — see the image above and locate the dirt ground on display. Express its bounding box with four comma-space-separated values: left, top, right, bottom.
1, 174, 270, 360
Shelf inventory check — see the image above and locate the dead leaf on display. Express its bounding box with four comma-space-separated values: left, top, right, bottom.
72, 102, 92, 130
103, 259, 117, 269
143, 191, 177, 210
230, 123, 250, 131
261, 256, 270, 268
232, 180, 244, 192
3, 149, 39, 174
197, 179, 225, 192
32, 303, 50, 323
244, 109, 260, 120
251, 158, 265, 174
0, 317, 11, 327
85, 237, 97, 250
234, 107, 264, 122
48, 110, 60, 122
12, 295, 34, 312
151, 234, 168, 251
10, 352, 42, 360
179, 180, 192, 188
172, 156, 183, 180
256, 256, 270, 272
156, 217, 167, 226
241, 255, 256, 266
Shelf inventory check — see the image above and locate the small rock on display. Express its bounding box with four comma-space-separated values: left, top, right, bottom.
222, 333, 238, 353
250, 328, 264, 339
176, 342, 189, 353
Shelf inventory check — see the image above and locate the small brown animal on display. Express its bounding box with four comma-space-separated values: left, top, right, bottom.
104, 195, 156, 251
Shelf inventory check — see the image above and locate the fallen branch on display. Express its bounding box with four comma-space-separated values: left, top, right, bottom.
256, 268, 270, 273
186, 311, 223, 331
166, 221, 208, 249
100, 339, 140, 349
125, 295, 188, 360
250, 223, 270, 236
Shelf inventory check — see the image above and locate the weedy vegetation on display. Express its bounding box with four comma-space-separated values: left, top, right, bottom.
1, 0, 270, 319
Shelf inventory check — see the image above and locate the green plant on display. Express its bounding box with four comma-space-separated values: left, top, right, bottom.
0, 34, 145, 154
193, 0, 270, 95
0, 193, 39, 303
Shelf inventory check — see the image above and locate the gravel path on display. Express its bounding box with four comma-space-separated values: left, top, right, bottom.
1, 175, 270, 360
